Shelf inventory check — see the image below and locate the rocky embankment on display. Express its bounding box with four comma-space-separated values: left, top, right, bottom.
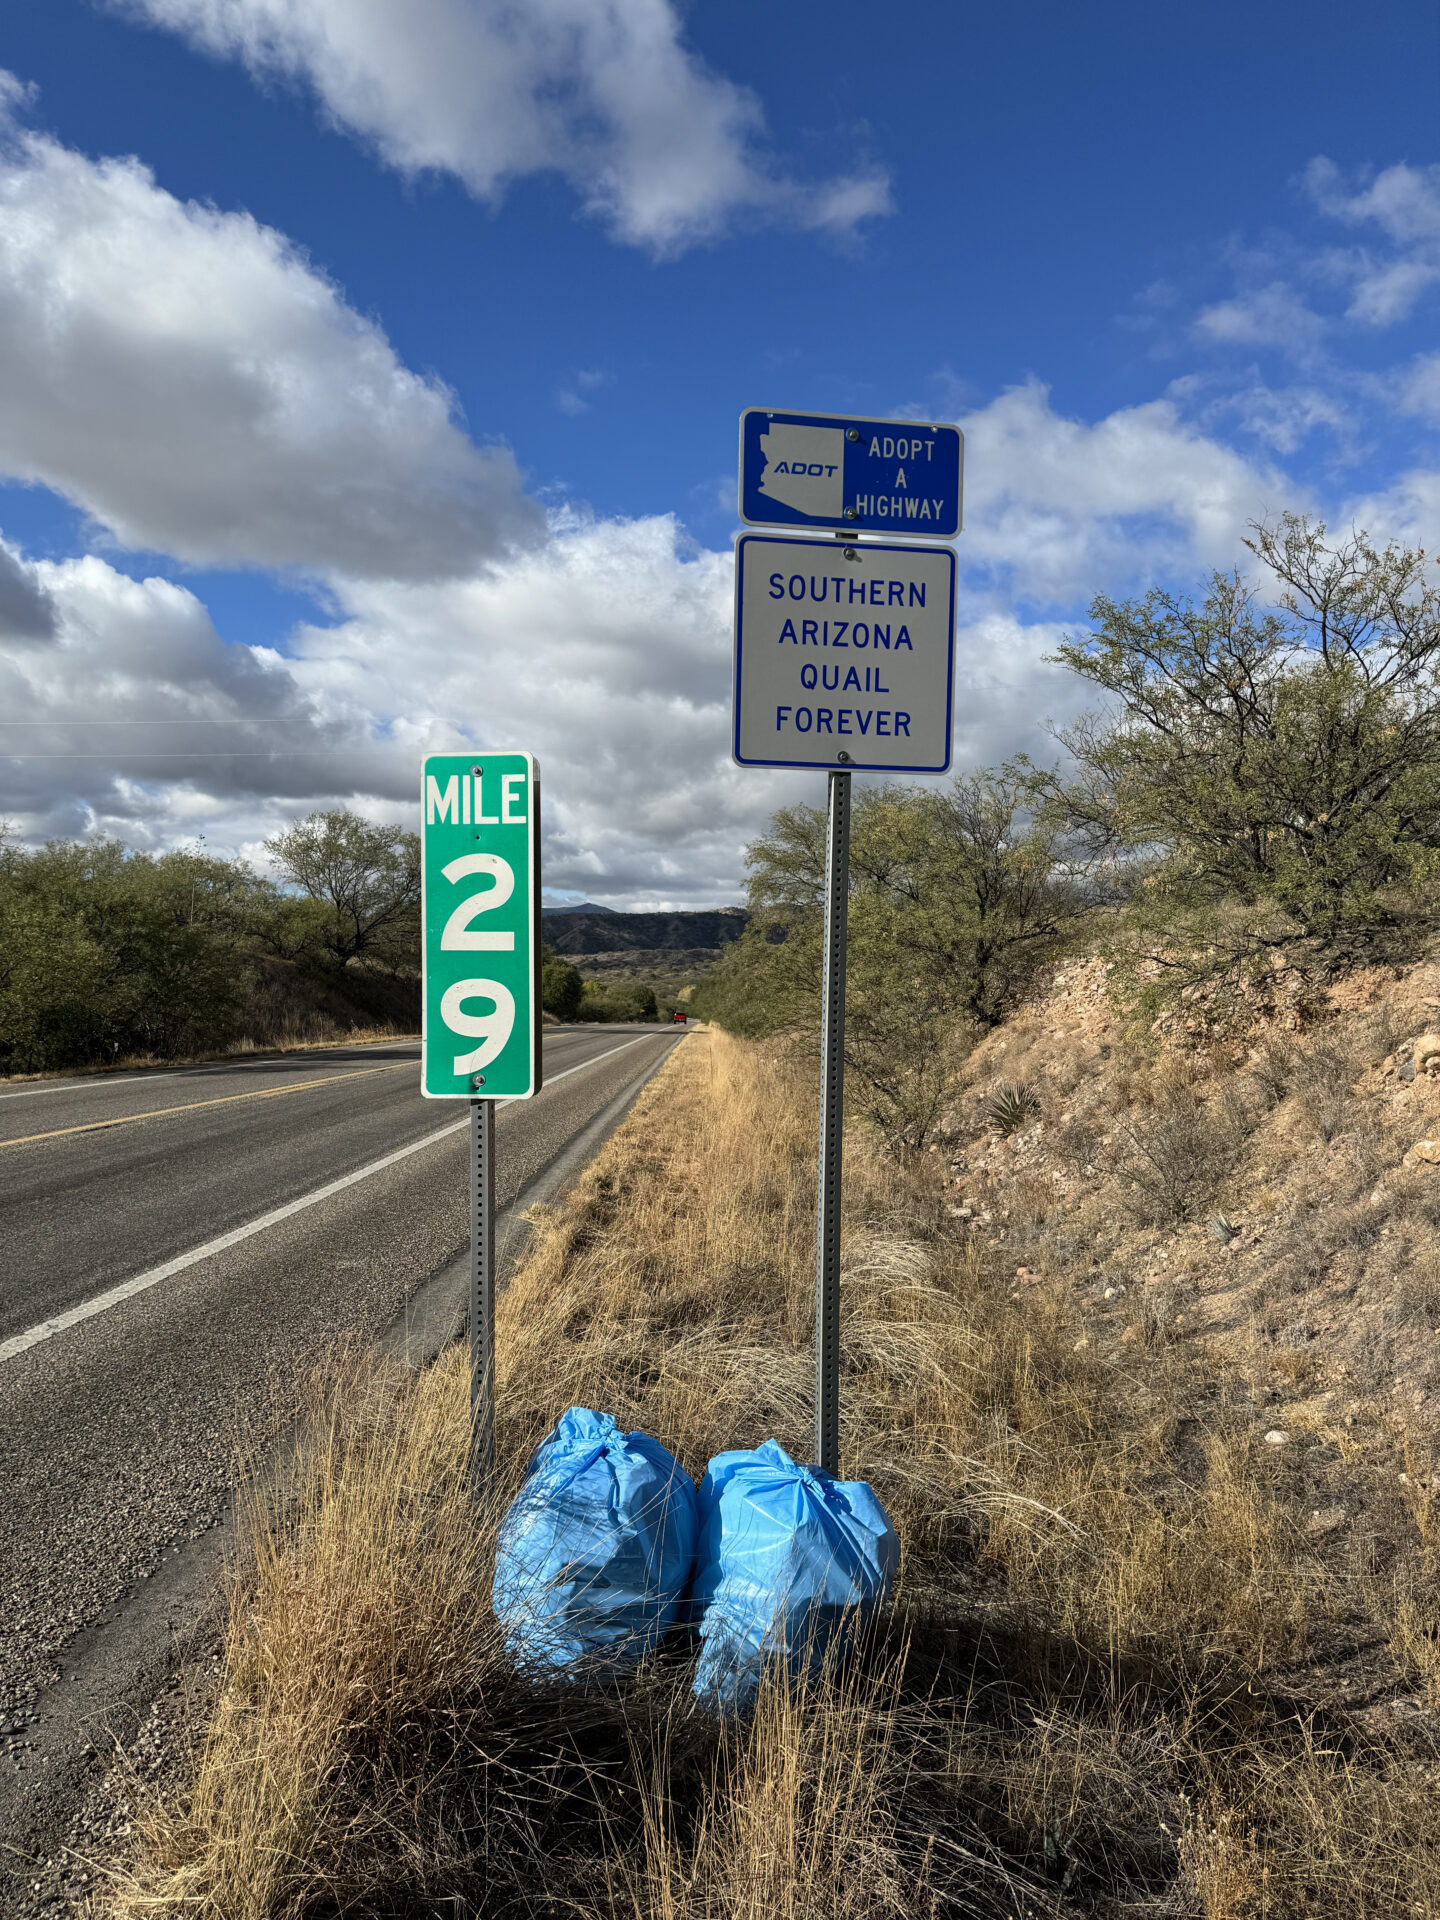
940, 952, 1440, 1488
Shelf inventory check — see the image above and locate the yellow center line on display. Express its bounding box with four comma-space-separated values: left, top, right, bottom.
0, 1062, 416, 1150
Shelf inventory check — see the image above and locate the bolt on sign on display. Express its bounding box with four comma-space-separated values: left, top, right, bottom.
421, 753, 541, 1100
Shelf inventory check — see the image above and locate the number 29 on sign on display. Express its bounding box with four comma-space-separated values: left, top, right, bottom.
420, 752, 541, 1100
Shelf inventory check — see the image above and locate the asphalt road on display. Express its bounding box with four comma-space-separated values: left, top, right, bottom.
0, 1025, 685, 1903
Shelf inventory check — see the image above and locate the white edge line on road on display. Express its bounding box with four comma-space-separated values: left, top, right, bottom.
0, 1035, 668, 1365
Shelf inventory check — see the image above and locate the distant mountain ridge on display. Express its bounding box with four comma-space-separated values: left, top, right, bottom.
543, 907, 747, 956
541, 902, 618, 917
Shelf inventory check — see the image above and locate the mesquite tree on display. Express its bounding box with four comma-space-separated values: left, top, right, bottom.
1050, 515, 1440, 984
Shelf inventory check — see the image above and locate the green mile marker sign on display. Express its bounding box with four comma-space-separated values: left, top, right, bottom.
420, 752, 542, 1100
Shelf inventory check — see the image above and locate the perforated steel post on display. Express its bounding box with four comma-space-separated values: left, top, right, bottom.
815, 768, 850, 1475
469, 1096, 496, 1492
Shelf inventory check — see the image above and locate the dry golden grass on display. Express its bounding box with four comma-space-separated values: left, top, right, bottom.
620, 1648, 921, 1920
114, 1028, 1440, 1918
136, 1351, 491, 1915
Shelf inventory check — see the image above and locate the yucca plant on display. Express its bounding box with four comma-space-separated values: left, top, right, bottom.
1208, 1212, 1240, 1244
985, 1080, 1041, 1137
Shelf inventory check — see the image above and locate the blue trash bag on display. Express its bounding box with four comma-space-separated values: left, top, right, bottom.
492, 1407, 699, 1675
689, 1439, 898, 1713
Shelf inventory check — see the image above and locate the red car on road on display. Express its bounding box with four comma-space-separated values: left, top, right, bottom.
671, 1010, 688, 1023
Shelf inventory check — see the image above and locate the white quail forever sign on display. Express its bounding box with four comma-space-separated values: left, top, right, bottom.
732, 532, 956, 773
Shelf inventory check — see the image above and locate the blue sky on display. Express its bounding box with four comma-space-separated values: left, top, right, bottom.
0, 0, 1437, 902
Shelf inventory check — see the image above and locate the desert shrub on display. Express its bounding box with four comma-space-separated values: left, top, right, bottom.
540, 944, 584, 1019
1249, 1034, 1302, 1108
1004, 1170, 1057, 1235
1290, 1033, 1364, 1144
1340, 1109, 1395, 1191
1128, 1288, 1180, 1349
1265, 1195, 1394, 1308
581, 978, 658, 1022
263, 810, 420, 970
1110, 1087, 1242, 1224
1053, 1110, 1102, 1172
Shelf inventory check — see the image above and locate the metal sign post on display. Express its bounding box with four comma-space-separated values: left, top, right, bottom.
421, 751, 542, 1495
815, 769, 850, 1476
469, 1096, 496, 1490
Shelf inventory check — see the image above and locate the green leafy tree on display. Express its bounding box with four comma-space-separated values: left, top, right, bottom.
264, 810, 420, 970
580, 978, 659, 1022
1050, 515, 1440, 995
696, 767, 1089, 1150
247, 890, 334, 967
0, 839, 251, 1071
0, 884, 106, 1072
540, 943, 584, 1020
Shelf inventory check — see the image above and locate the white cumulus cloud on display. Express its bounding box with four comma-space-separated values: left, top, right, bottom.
1, 351, 1384, 902
114, 0, 893, 254
0, 537, 57, 640
955, 381, 1289, 602
277, 511, 786, 899
0, 80, 540, 578
0, 552, 395, 847
1194, 281, 1328, 353
1305, 157, 1440, 327
0, 519, 812, 900
1398, 352, 1440, 425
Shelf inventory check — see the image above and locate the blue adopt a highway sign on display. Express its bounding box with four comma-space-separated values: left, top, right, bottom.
739, 407, 963, 539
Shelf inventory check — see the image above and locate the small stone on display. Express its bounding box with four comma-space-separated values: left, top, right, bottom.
1403, 1139, 1440, 1169
1279, 1321, 1312, 1348
1263, 1429, 1290, 1446
1120, 1324, 1139, 1345
1103, 1286, 1118, 1300
1307, 1505, 1347, 1535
